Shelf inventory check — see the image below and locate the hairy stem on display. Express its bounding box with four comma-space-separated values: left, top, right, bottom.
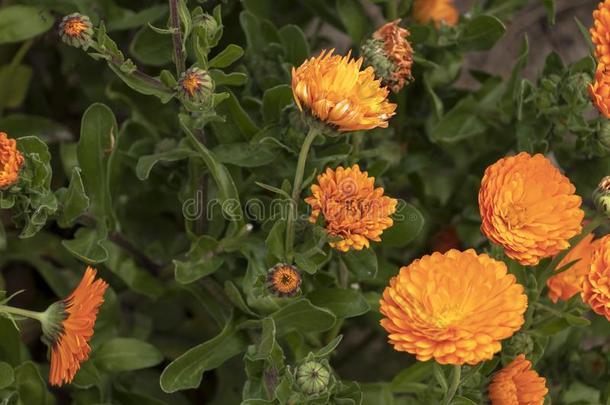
169, 0, 185, 75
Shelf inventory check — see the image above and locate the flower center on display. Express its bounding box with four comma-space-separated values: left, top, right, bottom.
64, 19, 88, 37
503, 204, 528, 229
181, 74, 200, 96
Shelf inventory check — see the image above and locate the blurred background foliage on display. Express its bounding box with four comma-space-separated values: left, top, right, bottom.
0, 0, 609, 404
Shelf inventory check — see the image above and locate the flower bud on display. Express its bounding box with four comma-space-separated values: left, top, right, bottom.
176, 67, 214, 106
193, 12, 219, 37
504, 332, 534, 358
266, 263, 301, 297
59, 13, 94, 50
594, 176, 610, 215
295, 360, 330, 395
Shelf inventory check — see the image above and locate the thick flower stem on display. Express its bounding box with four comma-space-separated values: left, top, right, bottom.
168, 0, 185, 75
442, 365, 461, 405
0, 305, 43, 322
285, 127, 319, 263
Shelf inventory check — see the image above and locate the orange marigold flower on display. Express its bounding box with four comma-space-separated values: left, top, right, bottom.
479, 152, 584, 266
267, 263, 302, 297
412, 0, 459, 28
547, 233, 597, 303
582, 234, 610, 321
589, 63, 610, 118
364, 19, 414, 92
305, 165, 397, 252
488, 354, 548, 405
590, 1, 610, 65
0, 132, 24, 188
45, 267, 108, 386
291, 49, 396, 132
379, 249, 528, 365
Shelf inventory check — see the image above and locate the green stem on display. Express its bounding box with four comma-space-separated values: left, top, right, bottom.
0, 305, 43, 321
285, 127, 319, 263
442, 365, 461, 405
168, 0, 185, 75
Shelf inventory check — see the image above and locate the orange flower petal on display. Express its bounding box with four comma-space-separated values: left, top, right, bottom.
0, 132, 24, 188
488, 354, 548, 405
582, 234, 610, 321
412, 0, 459, 27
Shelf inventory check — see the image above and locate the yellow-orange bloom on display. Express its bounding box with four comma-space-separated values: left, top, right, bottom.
0, 132, 24, 188
547, 233, 597, 303
582, 235, 610, 321
305, 165, 397, 252
488, 354, 548, 405
589, 63, 610, 118
590, 1, 610, 65
479, 152, 584, 266
412, 0, 459, 27
291, 49, 396, 132
379, 249, 527, 365
372, 20, 414, 92
49, 267, 108, 386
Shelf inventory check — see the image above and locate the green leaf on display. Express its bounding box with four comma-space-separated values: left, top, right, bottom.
14, 362, 52, 405
562, 382, 600, 404
262, 84, 293, 124
381, 202, 424, 247
107, 63, 175, 103
279, 24, 310, 66
129, 26, 173, 66
223, 93, 260, 139
105, 245, 165, 299
336, 0, 369, 44
433, 363, 448, 394
0, 362, 14, 390
107, 5, 167, 31
541, 0, 556, 25
62, 227, 109, 263
314, 335, 343, 358
136, 146, 196, 180
174, 236, 224, 284
308, 288, 370, 318
391, 362, 433, 391
0, 64, 31, 109
212, 142, 276, 167
0, 6, 54, 44
430, 96, 486, 143
210, 70, 248, 87
266, 220, 286, 262
342, 249, 378, 281
160, 321, 247, 393
458, 15, 506, 51
209, 44, 244, 68
94, 338, 163, 372
0, 318, 23, 366
56, 167, 90, 228
451, 396, 478, 405
564, 313, 591, 327
270, 298, 336, 335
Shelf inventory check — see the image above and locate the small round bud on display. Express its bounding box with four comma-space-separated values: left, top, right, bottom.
176, 67, 214, 106
59, 13, 94, 50
505, 332, 534, 358
193, 12, 218, 36
593, 176, 610, 215
266, 263, 301, 297
295, 361, 330, 395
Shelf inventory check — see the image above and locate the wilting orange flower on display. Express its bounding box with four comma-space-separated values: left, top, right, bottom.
0, 132, 24, 188
380, 249, 527, 365
291, 49, 396, 132
479, 152, 584, 266
589, 63, 610, 118
305, 165, 397, 252
412, 0, 459, 27
372, 20, 414, 92
582, 235, 610, 321
488, 354, 548, 405
267, 263, 302, 297
49, 267, 108, 386
590, 1, 610, 65
547, 233, 597, 303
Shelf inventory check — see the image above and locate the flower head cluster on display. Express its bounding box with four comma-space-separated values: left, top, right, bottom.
45, 267, 108, 386
547, 233, 598, 303
0, 132, 24, 188
267, 263, 301, 297
362, 20, 414, 93
305, 165, 397, 252
589, 1, 610, 117
59, 13, 94, 49
488, 354, 548, 405
291, 49, 396, 132
412, 0, 459, 27
380, 249, 527, 365
479, 152, 584, 266
582, 234, 610, 321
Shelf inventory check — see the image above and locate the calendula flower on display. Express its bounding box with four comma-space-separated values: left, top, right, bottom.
59, 13, 94, 49
291, 49, 396, 132
41, 267, 108, 386
362, 20, 414, 92
412, 0, 459, 27
591, 1, 610, 65
479, 152, 584, 266
488, 354, 548, 405
305, 165, 397, 252
0, 132, 24, 188
547, 233, 597, 303
177, 67, 214, 105
380, 249, 527, 365
267, 263, 301, 297
589, 64, 610, 118
582, 235, 610, 321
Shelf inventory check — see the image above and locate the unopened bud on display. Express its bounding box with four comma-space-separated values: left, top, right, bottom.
593, 176, 610, 215
295, 360, 330, 395
266, 263, 301, 297
176, 67, 214, 106
59, 13, 94, 50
